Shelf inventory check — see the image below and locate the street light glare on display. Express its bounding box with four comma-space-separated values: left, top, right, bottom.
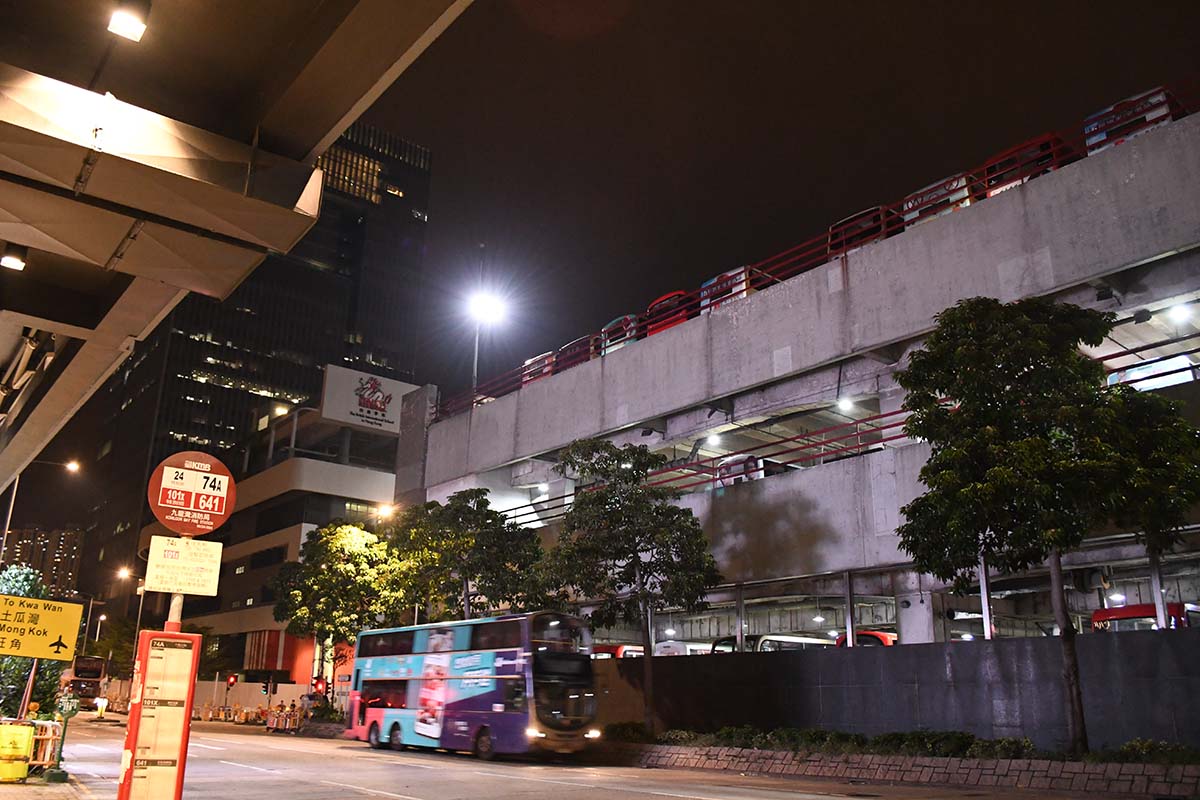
837, 398, 854, 412
65, 460, 80, 473
98, 614, 107, 622
108, 0, 150, 42
377, 504, 396, 519
118, 567, 131, 579
467, 292, 506, 325
1167, 304, 1192, 324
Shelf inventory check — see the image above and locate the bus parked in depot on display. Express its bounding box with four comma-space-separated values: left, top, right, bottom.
346, 612, 601, 759
65, 655, 107, 709
1091, 603, 1199, 632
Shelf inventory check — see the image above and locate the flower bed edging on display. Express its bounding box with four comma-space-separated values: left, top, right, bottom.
597, 742, 1200, 797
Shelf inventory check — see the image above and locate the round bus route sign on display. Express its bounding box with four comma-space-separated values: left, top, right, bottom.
147, 451, 237, 537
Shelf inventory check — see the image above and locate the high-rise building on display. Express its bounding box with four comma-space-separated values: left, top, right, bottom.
16, 122, 432, 608
2, 527, 83, 596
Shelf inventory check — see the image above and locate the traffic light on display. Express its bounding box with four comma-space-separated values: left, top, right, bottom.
312, 677, 326, 695
226, 674, 237, 689
261, 678, 271, 695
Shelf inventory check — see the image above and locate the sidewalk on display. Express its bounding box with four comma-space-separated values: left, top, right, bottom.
0, 778, 86, 798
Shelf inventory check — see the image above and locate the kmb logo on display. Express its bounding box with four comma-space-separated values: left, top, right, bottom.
354, 376, 393, 414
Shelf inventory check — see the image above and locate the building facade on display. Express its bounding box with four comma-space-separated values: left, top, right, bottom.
395, 108, 1200, 651
1, 527, 83, 596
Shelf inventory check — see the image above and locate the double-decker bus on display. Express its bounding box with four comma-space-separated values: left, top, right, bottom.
66, 655, 107, 709
346, 611, 600, 759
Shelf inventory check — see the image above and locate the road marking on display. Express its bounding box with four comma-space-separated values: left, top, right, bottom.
473, 770, 794, 800
75, 744, 109, 751
320, 780, 426, 799
188, 742, 227, 750
219, 759, 279, 773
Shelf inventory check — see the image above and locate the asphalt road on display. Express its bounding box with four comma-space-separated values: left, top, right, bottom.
60, 721, 1089, 800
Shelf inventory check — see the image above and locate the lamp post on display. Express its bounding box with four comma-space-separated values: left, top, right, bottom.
118, 567, 147, 645
466, 292, 506, 395
0, 459, 80, 564
95, 614, 107, 642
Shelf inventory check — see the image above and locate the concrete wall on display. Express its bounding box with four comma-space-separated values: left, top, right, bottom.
597, 629, 1200, 751
425, 114, 1200, 487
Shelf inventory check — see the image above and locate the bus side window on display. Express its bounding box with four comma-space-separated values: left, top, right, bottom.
504, 679, 526, 712
353, 669, 361, 692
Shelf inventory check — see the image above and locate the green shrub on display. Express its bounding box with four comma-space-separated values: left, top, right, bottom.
1084, 739, 1200, 765
822, 730, 868, 754
658, 729, 703, 745
605, 721, 656, 743
966, 737, 1037, 760
713, 725, 761, 749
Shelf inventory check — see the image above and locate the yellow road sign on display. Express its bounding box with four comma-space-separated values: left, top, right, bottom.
0, 595, 83, 662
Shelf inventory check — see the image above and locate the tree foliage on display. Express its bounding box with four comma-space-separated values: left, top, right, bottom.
270, 523, 409, 647
0, 565, 64, 717
388, 488, 552, 619
553, 440, 721, 631
897, 297, 1118, 585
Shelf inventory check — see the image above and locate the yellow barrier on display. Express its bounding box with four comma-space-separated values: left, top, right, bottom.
0, 721, 34, 783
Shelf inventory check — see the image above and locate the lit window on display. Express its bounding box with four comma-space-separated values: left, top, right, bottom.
235, 566, 246, 575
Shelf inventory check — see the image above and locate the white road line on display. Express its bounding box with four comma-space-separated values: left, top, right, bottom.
74, 744, 109, 751
320, 780, 426, 799
473, 770, 785, 800
218, 759, 279, 773
188, 742, 227, 750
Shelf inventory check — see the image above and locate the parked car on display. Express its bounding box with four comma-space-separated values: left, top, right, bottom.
644, 290, 698, 336
901, 174, 977, 229
827, 206, 901, 257
1083, 86, 1186, 155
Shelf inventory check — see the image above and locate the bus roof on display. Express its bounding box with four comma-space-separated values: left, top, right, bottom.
356, 610, 559, 638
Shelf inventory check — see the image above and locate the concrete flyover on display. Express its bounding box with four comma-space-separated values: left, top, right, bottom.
0, 0, 471, 490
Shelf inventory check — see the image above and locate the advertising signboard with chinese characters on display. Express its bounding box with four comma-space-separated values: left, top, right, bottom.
0, 594, 83, 661
146, 451, 236, 537
144, 536, 222, 596
319, 364, 416, 435
117, 631, 202, 800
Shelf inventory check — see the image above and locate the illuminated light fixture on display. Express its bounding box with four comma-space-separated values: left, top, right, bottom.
961, 633, 975, 641
273, 405, 289, 417
65, 460, 81, 473
376, 504, 396, 519
525, 727, 547, 739
98, 614, 107, 622
837, 397, 854, 413
706, 434, 721, 446
1, 243, 27, 271
827, 630, 839, 638
1167, 304, 1193, 324
585, 729, 602, 739
108, 0, 150, 42
812, 615, 825, 624
1108, 592, 1126, 603
467, 291, 507, 325
117, 567, 131, 579
664, 628, 677, 637
548, 619, 560, 627
620, 462, 632, 469
536, 483, 549, 492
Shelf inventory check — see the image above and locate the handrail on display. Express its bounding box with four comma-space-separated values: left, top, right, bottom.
436, 77, 1200, 420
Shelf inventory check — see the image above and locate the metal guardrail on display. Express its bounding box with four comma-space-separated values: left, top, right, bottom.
437, 78, 1200, 420
497, 329, 1200, 528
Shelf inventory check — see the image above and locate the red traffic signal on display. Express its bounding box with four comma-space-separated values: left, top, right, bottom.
312, 678, 326, 694
226, 675, 237, 688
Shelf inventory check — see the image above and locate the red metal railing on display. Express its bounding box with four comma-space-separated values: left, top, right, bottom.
497, 327, 1200, 528
436, 78, 1200, 420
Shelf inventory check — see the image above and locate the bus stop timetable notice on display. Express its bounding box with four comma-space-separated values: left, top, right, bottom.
147, 451, 236, 537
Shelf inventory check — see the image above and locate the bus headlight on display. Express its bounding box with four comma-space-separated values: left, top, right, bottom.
525, 727, 547, 739
585, 729, 602, 739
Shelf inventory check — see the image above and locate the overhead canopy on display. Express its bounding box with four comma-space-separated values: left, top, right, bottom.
0, 0, 471, 488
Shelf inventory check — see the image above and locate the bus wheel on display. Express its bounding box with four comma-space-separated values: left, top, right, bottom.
389, 723, 403, 750
368, 723, 385, 749
473, 728, 496, 761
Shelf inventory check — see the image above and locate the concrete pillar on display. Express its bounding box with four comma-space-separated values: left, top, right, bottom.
394, 385, 438, 505
338, 427, 352, 465
894, 570, 946, 644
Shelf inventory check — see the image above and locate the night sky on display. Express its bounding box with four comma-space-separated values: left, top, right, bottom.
365, 0, 1200, 395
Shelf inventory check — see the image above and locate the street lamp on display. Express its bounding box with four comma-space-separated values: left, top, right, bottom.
95, 614, 107, 642
118, 568, 147, 645
0, 459, 82, 563
466, 291, 507, 395
108, 0, 151, 42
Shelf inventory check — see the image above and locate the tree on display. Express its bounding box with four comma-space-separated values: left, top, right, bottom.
553, 439, 721, 733
92, 615, 137, 679
388, 489, 552, 619
271, 523, 409, 672
0, 565, 65, 717
1104, 386, 1200, 628
896, 296, 1200, 756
